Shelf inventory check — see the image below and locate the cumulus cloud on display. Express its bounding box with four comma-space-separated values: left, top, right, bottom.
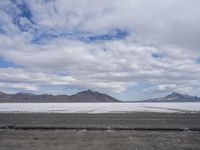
0, 0, 200, 99
0, 82, 38, 91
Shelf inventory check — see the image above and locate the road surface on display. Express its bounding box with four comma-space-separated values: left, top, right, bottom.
0, 113, 200, 150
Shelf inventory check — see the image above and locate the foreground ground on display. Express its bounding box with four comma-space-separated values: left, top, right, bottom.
0, 113, 200, 150
1, 129, 200, 150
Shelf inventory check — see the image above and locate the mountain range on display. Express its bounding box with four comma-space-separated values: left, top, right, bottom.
0, 90, 119, 103
0, 90, 200, 103
142, 92, 200, 102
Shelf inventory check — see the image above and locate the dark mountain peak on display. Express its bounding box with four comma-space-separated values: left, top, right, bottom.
79, 89, 95, 94
86, 89, 93, 92
69, 90, 119, 102
169, 92, 181, 95
165, 92, 183, 98
165, 92, 194, 99
75, 89, 102, 96
144, 92, 200, 102
0, 91, 6, 95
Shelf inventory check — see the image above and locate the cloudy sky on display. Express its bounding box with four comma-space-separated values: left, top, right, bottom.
0, 0, 200, 101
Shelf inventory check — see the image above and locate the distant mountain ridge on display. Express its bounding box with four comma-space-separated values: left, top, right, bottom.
0, 90, 200, 103
143, 92, 200, 102
0, 90, 120, 103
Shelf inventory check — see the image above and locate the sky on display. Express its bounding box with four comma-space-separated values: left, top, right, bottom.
0, 0, 200, 101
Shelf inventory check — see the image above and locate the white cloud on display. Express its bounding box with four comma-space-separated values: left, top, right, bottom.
24, 0, 200, 45
145, 84, 193, 94
0, 82, 38, 91
0, 68, 129, 93
0, 0, 200, 97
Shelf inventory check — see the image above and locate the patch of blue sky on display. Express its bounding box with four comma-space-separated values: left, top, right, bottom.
0, 27, 6, 34
196, 57, 200, 64
151, 53, 163, 59
79, 29, 128, 42
0, 57, 17, 68
31, 28, 128, 44
2, 0, 35, 32
11, 0, 33, 22
31, 29, 73, 43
